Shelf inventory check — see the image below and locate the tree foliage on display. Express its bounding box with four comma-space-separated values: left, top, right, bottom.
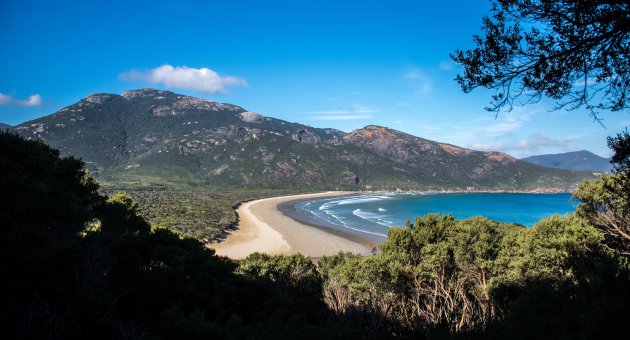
321, 214, 628, 338
451, 0, 630, 119
607, 128, 630, 172
575, 129, 630, 256
0, 132, 366, 339
575, 172, 630, 255
2, 131, 630, 339
102, 187, 284, 242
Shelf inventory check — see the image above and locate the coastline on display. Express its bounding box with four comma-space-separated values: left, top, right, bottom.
210, 189, 574, 260
277, 198, 388, 244
361, 188, 575, 194
211, 191, 375, 259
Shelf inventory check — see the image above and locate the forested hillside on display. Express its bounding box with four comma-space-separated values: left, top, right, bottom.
12, 89, 592, 191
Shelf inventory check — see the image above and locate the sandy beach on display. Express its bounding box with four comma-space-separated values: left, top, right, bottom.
211, 191, 374, 259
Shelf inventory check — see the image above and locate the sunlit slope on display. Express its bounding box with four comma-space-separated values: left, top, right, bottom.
13, 89, 594, 190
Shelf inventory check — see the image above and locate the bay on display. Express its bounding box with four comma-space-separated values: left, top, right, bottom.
287, 193, 576, 242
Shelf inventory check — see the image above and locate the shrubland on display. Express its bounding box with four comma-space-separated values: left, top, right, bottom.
2, 131, 628, 339
100, 187, 288, 242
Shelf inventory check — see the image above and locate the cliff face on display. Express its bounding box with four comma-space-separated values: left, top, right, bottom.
12, 89, 593, 190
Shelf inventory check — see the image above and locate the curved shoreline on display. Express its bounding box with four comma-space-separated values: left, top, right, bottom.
277, 199, 388, 244
211, 191, 374, 259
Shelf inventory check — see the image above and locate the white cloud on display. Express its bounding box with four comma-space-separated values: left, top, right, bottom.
405, 68, 432, 97
470, 133, 572, 155
310, 115, 373, 121
0, 93, 11, 105
483, 120, 524, 133
16, 94, 42, 106
513, 133, 570, 151
470, 142, 504, 151
0, 92, 43, 106
481, 107, 535, 134
309, 105, 378, 115
444, 105, 574, 157
308, 104, 377, 120
120, 64, 248, 93
447, 110, 535, 146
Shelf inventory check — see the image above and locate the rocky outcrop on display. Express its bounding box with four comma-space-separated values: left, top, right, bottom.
240, 111, 265, 123
292, 129, 321, 143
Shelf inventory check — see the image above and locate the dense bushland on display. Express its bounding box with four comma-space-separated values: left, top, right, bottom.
320, 214, 629, 338
2, 131, 629, 339
100, 187, 287, 242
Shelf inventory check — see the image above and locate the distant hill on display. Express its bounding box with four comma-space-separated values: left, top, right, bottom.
12, 88, 594, 191
0, 123, 11, 130
521, 150, 612, 173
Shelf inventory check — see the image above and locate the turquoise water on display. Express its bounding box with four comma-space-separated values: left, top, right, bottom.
291, 193, 576, 239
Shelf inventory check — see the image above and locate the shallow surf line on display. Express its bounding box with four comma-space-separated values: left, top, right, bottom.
280, 195, 389, 243
352, 209, 395, 228
212, 191, 376, 259
289, 192, 576, 236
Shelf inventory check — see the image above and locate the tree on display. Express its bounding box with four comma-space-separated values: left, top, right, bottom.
0, 132, 103, 337
607, 128, 630, 172
575, 129, 630, 256
1, 132, 365, 339
575, 172, 630, 255
451, 0, 630, 120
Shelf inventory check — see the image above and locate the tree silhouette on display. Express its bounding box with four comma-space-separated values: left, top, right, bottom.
0, 131, 371, 339
451, 0, 630, 121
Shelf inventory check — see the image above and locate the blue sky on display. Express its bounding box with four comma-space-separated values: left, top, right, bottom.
1, 0, 627, 157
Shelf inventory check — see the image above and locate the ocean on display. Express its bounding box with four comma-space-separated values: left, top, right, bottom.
280, 193, 576, 243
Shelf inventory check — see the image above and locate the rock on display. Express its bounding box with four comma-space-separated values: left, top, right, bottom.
240, 111, 265, 123
292, 129, 321, 143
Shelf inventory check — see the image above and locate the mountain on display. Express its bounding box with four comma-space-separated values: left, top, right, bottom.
521, 150, 612, 173
12, 88, 594, 191
0, 123, 11, 130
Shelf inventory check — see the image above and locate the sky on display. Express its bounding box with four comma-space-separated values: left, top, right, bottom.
1, 0, 627, 158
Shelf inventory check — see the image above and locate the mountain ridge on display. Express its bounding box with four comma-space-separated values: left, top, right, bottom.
521, 150, 612, 173
12, 88, 594, 191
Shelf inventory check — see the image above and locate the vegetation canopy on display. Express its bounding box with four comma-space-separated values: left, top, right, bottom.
452, 0, 630, 120
2, 132, 630, 339
575, 128, 630, 256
